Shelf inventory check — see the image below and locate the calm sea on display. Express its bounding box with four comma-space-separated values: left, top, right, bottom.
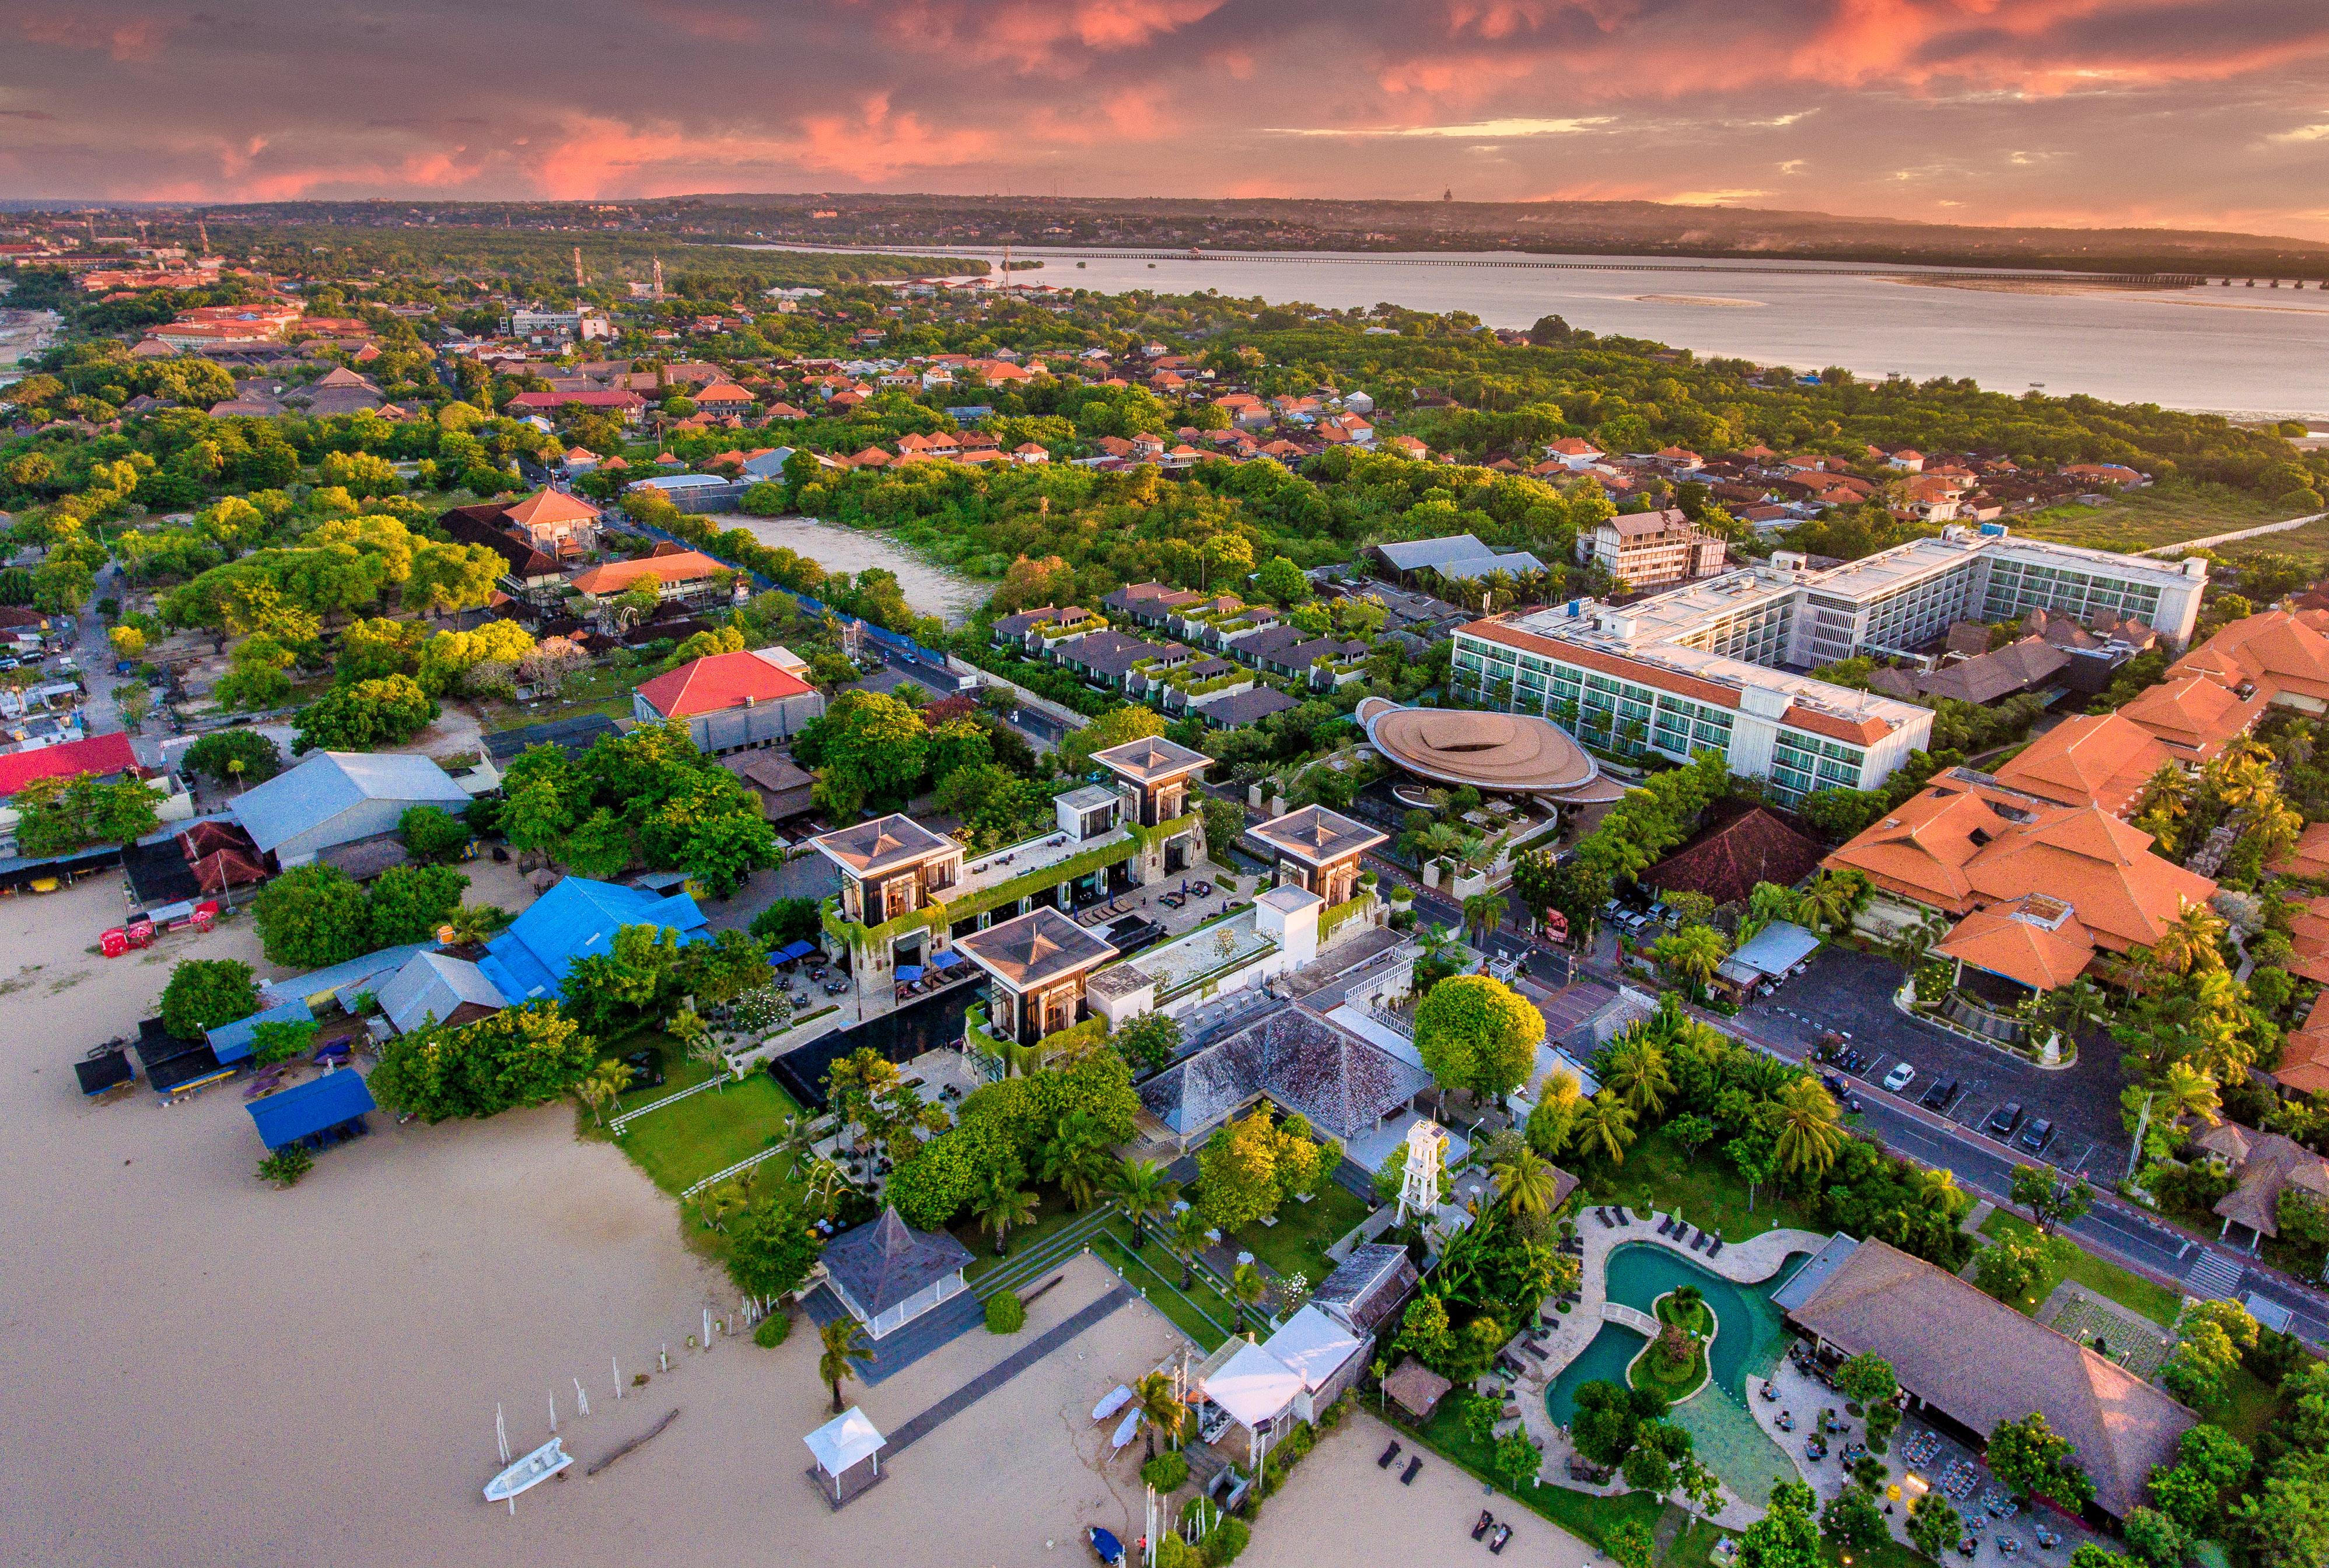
750, 244, 2329, 422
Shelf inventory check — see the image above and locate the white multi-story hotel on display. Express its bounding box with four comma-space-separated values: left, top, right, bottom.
1453, 525, 2206, 803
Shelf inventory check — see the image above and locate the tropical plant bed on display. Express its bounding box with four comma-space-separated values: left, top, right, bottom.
1584, 1125, 1821, 1243
1627, 1290, 1712, 1401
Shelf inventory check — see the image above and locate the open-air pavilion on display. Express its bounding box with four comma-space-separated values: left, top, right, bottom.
803, 1406, 887, 1509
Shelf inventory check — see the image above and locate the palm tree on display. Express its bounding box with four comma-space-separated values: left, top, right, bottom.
1230, 1262, 1267, 1333
1133, 1369, 1184, 1458
2151, 900, 2228, 977
1669, 1283, 1706, 1330
1171, 1206, 1211, 1290
1652, 925, 1727, 996
442, 902, 510, 947
1603, 1038, 1675, 1119
1112, 1158, 1180, 1248
1573, 1091, 1638, 1166
971, 1173, 1040, 1256
1492, 1143, 1564, 1217
1761, 1076, 1845, 1181
2154, 1060, 2222, 1127
696, 1179, 749, 1233
817, 1315, 873, 1414
1463, 891, 1506, 947
1795, 870, 1869, 936
574, 1058, 633, 1127
1043, 1115, 1117, 1211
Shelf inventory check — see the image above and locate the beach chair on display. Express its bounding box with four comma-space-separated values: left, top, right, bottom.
1377, 1440, 1402, 1469
1400, 1457, 1422, 1485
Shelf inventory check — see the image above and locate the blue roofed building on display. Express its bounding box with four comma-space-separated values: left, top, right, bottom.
247, 1068, 377, 1151
229, 751, 471, 868
478, 876, 709, 1002
205, 997, 316, 1065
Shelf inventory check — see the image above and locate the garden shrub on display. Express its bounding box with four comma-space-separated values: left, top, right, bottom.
985, 1291, 1027, 1334
256, 1144, 314, 1187
1141, 1451, 1190, 1492
1202, 1517, 1250, 1566
753, 1311, 791, 1349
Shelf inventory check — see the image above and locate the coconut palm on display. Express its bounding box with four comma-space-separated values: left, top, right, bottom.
1133, 1368, 1185, 1457
573, 1058, 633, 1128
1602, 1037, 1676, 1118
971, 1172, 1040, 1256
2151, 899, 2229, 977
696, 1179, 749, 1233
1230, 1262, 1268, 1332
1492, 1143, 1564, 1217
1572, 1091, 1638, 1166
2154, 1060, 2222, 1127
1761, 1076, 1845, 1181
442, 902, 510, 947
1171, 1205, 1211, 1290
1111, 1158, 1180, 1248
817, 1315, 873, 1414
1043, 1125, 1117, 1212
1462, 891, 1506, 946
1795, 870, 1870, 936
1652, 925, 1727, 996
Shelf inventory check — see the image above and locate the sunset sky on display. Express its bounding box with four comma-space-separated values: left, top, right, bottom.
3, 0, 2327, 238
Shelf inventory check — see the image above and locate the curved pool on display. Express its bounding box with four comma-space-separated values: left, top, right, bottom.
1547, 1242, 1807, 1504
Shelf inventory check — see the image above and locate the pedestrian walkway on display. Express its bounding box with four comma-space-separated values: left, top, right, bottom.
2183, 1248, 2243, 1301
883, 1284, 1135, 1455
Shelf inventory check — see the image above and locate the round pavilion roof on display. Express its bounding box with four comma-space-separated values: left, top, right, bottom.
1359, 698, 1618, 802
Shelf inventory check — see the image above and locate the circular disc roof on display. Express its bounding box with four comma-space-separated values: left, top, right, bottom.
1359, 699, 1615, 801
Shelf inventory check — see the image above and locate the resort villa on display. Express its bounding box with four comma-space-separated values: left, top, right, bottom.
1249, 804, 1386, 908
954, 907, 1120, 1049
812, 742, 1212, 1019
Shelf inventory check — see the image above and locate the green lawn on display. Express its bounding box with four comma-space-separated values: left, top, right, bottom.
2011, 484, 2302, 554
1585, 1126, 1823, 1242
1093, 1217, 1243, 1350
477, 662, 649, 733
1632, 1293, 1712, 1400
1223, 1183, 1372, 1287
2210, 1365, 2286, 1447
604, 1070, 800, 1196
1976, 1211, 2183, 1326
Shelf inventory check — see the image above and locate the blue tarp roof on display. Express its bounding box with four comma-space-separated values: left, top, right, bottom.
247, 1068, 376, 1150
205, 997, 315, 1065
771, 940, 817, 963
478, 876, 708, 1002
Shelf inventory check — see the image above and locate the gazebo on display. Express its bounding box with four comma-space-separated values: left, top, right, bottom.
804, 1406, 886, 1508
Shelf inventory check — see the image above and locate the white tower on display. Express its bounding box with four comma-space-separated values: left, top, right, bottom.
1396, 1119, 1446, 1224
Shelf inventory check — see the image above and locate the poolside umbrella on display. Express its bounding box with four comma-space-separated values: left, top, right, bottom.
894, 964, 925, 983
929, 950, 961, 969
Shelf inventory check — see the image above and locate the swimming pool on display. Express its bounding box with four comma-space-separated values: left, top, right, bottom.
1546, 1242, 1808, 1503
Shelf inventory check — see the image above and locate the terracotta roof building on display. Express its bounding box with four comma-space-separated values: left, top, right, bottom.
632, 647, 824, 753
1643, 802, 1827, 908
2189, 1123, 2329, 1249
1823, 768, 2216, 991
569, 550, 732, 602
1786, 1237, 2193, 1522
1991, 713, 2181, 818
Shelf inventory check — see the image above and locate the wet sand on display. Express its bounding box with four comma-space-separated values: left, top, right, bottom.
0, 876, 1192, 1567
725, 513, 988, 626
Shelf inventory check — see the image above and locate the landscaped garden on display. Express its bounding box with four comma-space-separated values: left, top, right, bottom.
610, 1070, 801, 1196
1220, 1180, 1370, 1287
1631, 1287, 1712, 1401
1975, 1210, 2182, 1327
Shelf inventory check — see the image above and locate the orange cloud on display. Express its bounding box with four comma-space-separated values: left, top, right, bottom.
10, 12, 167, 61
879, 0, 1226, 71
796, 95, 993, 178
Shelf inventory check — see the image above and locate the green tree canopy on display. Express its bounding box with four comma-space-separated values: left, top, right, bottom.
159, 958, 258, 1041
1412, 974, 1544, 1101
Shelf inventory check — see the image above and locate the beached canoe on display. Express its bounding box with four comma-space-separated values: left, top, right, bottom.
1092, 1384, 1134, 1423
484, 1438, 572, 1503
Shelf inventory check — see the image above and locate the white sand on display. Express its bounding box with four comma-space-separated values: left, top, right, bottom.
0, 873, 1194, 1567
724, 513, 989, 626
1246, 1408, 1596, 1568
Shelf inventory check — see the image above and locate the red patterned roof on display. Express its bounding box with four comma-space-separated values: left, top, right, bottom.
634, 650, 814, 719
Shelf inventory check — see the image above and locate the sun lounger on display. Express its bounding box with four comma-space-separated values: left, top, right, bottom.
1400, 1457, 1422, 1485
1378, 1440, 1403, 1469
1708, 1237, 1724, 1258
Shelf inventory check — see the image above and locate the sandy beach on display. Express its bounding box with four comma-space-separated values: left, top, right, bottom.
0, 874, 1201, 1567
725, 513, 989, 626
1248, 1406, 1599, 1568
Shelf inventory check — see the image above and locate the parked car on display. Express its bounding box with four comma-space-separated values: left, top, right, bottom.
1921, 1077, 1958, 1111
1883, 1062, 1917, 1093
2019, 1118, 2055, 1154
1986, 1102, 2024, 1139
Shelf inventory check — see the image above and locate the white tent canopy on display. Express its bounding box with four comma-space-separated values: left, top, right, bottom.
1264, 1306, 1365, 1392
1201, 1339, 1307, 1429
805, 1406, 886, 1479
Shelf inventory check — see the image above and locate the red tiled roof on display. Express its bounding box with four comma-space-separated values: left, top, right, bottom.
634, 649, 816, 719
0, 732, 141, 796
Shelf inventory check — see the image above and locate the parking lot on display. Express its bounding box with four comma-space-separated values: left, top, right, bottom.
1740, 947, 2132, 1181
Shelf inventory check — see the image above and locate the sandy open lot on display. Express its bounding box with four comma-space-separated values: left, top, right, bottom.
725, 513, 989, 625
1246, 1406, 1598, 1568
0, 875, 1197, 1567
